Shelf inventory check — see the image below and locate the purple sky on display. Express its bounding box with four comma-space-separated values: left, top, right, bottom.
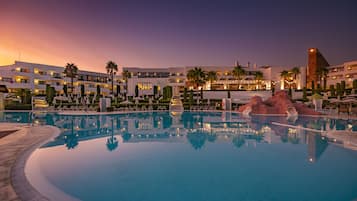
1, 0, 356, 72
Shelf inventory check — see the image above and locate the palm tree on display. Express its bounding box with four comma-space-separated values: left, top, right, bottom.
106, 119, 118, 151
232, 65, 246, 90
316, 66, 328, 90
291, 67, 300, 89
186, 67, 206, 89
122, 70, 131, 99
280, 70, 290, 89
64, 63, 78, 94
205, 71, 217, 90
105, 61, 118, 96
291, 67, 300, 80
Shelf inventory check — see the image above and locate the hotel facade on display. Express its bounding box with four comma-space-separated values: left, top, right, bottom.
0, 60, 305, 98
0, 49, 355, 99
0, 61, 122, 96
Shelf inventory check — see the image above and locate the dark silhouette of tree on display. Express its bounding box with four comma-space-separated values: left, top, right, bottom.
232, 135, 245, 148
106, 61, 118, 95
64, 63, 78, 94
187, 131, 207, 150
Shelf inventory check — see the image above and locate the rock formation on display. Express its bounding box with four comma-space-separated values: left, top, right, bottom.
238, 91, 320, 115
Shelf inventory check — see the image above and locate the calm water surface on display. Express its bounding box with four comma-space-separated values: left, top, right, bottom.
1, 112, 357, 201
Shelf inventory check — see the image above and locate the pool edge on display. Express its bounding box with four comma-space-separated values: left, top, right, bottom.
10, 125, 61, 201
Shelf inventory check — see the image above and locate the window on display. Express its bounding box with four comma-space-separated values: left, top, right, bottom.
1, 77, 13, 83
52, 73, 61, 78
138, 82, 152, 90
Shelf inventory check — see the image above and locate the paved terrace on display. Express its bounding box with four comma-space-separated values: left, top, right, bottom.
0, 123, 60, 201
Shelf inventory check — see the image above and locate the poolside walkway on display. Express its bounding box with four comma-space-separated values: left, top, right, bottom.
0, 123, 60, 201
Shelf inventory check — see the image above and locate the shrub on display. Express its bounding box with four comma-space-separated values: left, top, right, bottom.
5, 104, 32, 110
107, 107, 114, 112
330, 85, 336, 97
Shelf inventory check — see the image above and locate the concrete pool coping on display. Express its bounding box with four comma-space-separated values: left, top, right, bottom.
0, 123, 60, 201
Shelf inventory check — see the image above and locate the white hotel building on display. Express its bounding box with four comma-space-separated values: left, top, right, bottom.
123, 64, 305, 96
0, 61, 119, 96
0, 60, 309, 98
326, 61, 357, 88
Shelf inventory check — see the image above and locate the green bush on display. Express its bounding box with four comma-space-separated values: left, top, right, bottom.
107, 107, 114, 112
330, 85, 336, 97
5, 104, 32, 110
303, 87, 307, 101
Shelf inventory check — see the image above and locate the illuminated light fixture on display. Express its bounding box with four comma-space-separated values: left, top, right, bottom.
309, 48, 315, 53
34, 79, 39, 85
34, 68, 39, 74
16, 67, 21, 72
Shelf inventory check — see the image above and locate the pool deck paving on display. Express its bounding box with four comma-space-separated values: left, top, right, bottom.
0, 123, 60, 201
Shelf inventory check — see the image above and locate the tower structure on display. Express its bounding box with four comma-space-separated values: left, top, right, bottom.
307, 48, 329, 88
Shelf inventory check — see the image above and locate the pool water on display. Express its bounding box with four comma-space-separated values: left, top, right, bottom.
2, 112, 357, 201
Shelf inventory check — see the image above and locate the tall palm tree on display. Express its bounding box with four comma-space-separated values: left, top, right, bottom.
122, 70, 131, 99
316, 66, 328, 90
205, 71, 217, 90
291, 67, 300, 80
232, 65, 246, 89
105, 61, 118, 95
106, 119, 118, 151
291, 67, 300, 88
64, 63, 78, 94
280, 70, 290, 89
186, 67, 206, 89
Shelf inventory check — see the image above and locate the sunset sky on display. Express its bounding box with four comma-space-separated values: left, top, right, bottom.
1, 0, 356, 72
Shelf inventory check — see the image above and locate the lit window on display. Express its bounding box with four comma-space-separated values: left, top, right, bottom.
138, 82, 152, 90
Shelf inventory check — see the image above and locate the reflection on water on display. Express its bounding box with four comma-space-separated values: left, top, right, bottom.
4, 111, 356, 201
1, 111, 356, 161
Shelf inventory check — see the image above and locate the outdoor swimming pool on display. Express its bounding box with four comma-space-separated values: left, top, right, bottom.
1, 111, 357, 201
